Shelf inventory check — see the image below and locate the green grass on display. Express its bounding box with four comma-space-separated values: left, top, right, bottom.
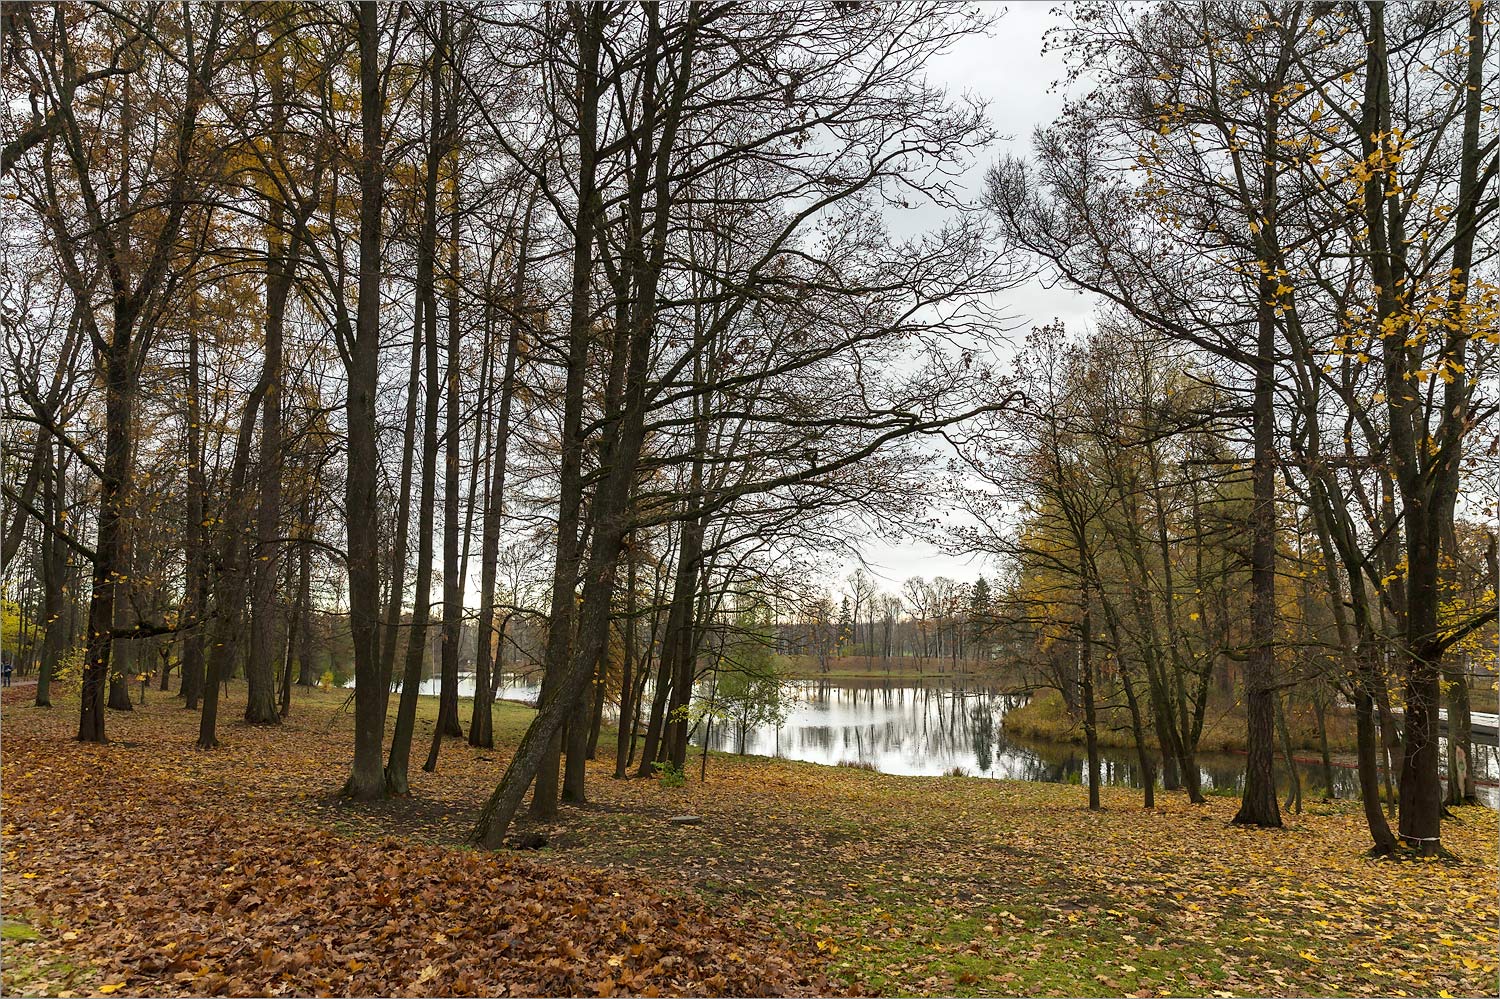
8, 670, 1495, 998
0, 915, 98, 996
797, 893, 1262, 997
2, 921, 40, 942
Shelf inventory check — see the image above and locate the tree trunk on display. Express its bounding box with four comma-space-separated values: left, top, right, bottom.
1446, 657, 1475, 806
527, 4, 605, 820
107, 535, 136, 712
1276, 690, 1300, 814
295, 502, 317, 687
1232, 271, 1281, 829
665, 327, 711, 772
79, 323, 136, 743
1396, 552, 1443, 852
341, 0, 390, 800
1118, 665, 1153, 808
427, 113, 466, 769
278, 598, 298, 719
1436, 0, 1485, 816
586, 657, 606, 760
1354, 673, 1397, 854
1147, 676, 1180, 791
1312, 694, 1335, 801
181, 322, 208, 709
469, 194, 533, 749
385, 45, 444, 794
639, 543, 692, 776
665, 520, 707, 770
626, 609, 654, 770
1375, 678, 1400, 816
474, 4, 700, 844
379, 245, 426, 700
563, 671, 594, 803
613, 537, 638, 778
1080, 584, 1100, 812
34, 440, 66, 708
1304, 473, 1392, 847
197, 365, 273, 749
279, 488, 312, 719
246, 191, 298, 726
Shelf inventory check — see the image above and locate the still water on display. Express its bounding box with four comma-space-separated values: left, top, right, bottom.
418, 673, 1499, 807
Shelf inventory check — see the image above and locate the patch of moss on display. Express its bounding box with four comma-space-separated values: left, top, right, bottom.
2, 921, 40, 941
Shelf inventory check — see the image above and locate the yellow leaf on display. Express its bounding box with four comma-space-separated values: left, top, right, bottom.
99, 985, 125, 995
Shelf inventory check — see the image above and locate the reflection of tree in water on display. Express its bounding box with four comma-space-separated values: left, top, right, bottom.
970, 701, 995, 772
696, 679, 1498, 807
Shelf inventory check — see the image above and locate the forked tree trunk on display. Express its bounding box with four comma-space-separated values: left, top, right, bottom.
528, 5, 605, 821
475, 5, 699, 844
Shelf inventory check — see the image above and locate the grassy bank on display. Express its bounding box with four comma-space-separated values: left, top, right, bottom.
3, 681, 1495, 998
1004, 688, 1361, 756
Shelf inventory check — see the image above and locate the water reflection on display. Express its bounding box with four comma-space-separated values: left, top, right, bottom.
412, 673, 542, 705
694, 677, 1500, 808
410, 672, 1499, 807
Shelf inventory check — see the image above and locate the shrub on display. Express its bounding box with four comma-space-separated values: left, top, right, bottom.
652, 761, 687, 788
50, 647, 85, 696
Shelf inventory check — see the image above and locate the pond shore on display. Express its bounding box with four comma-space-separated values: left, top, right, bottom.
4, 682, 1496, 998
1004, 687, 1362, 756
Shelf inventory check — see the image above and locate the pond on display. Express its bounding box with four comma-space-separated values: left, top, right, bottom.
415, 672, 1499, 807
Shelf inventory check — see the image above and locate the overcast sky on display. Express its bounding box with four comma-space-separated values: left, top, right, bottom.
835, 3, 1099, 592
